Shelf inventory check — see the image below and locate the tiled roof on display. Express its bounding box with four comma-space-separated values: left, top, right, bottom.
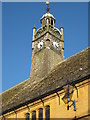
0, 47, 89, 115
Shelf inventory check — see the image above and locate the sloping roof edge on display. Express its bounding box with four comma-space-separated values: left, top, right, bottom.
0, 47, 90, 115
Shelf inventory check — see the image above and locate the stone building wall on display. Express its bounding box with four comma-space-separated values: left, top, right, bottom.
0, 79, 89, 119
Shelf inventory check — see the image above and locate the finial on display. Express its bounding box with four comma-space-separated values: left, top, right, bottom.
60, 24, 63, 28
46, 1, 50, 13
33, 24, 36, 29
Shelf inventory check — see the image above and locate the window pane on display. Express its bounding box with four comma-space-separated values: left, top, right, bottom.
26, 113, 30, 120
39, 108, 43, 120
45, 106, 50, 120
32, 111, 36, 120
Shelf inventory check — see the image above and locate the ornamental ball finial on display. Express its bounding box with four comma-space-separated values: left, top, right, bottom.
46, 1, 50, 5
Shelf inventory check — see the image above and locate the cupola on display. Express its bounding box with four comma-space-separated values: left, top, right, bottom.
40, 1, 55, 28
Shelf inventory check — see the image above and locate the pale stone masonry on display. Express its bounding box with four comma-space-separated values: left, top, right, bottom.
30, 4, 64, 79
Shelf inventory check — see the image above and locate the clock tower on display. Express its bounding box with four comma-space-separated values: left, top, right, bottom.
30, 2, 64, 79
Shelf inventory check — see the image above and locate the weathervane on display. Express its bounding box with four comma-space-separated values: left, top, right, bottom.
46, 1, 50, 13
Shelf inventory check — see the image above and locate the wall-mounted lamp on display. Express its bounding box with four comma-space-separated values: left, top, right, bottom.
62, 81, 78, 111
62, 84, 74, 104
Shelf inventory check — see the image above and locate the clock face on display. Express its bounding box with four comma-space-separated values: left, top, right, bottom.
38, 41, 43, 49
53, 42, 59, 48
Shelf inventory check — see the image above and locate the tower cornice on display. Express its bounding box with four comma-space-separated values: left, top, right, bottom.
33, 30, 63, 42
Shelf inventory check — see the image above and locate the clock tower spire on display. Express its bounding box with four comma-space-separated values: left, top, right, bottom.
30, 2, 64, 79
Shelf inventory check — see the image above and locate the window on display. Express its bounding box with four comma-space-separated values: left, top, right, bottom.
39, 108, 43, 120
45, 105, 50, 120
51, 19, 53, 26
32, 111, 36, 120
49, 19, 50, 24
26, 113, 30, 120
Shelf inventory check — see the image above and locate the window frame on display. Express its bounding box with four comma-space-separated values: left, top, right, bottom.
26, 113, 30, 120
32, 110, 36, 120
45, 105, 50, 120
38, 108, 43, 120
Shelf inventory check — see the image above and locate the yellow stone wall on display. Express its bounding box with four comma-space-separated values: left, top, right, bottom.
0, 79, 89, 119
